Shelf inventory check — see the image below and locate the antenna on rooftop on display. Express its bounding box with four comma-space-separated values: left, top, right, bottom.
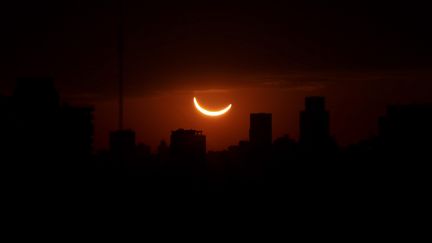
117, 0, 124, 130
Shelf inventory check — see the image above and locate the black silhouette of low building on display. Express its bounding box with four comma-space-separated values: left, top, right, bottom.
10, 78, 60, 166
379, 104, 432, 153
300, 96, 331, 150
0, 94, 11, 156
13, 77, 60, 114
249, 113, 272, 147
135, 143, 151, 162
170, 129, 206, 162
109, 129, 136, 167
273, 135, 298, 161
1, 77, 95, 171
60, 105, 94, 162
156, 140, 169, 164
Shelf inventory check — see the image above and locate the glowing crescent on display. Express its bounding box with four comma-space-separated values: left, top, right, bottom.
193, 97, 232, 117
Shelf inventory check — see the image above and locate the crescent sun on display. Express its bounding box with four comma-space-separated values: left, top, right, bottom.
193, 97, 232, 117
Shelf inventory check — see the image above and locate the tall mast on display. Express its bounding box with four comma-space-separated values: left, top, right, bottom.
117, 0, 124, 130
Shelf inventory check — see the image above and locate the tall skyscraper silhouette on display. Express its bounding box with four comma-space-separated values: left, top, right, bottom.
249, 113, 272, 147
300, 96, 330, 147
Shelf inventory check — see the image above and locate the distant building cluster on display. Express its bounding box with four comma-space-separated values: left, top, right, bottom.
1, 77, 432, 193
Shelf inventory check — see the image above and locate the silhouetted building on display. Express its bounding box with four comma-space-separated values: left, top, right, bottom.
249, 113, 272, 147
13, 77, 60, 112
379, 104, 432, 152
136, 143, 151, 159
0, 95, 11, 156
0, 94, 10, 125
9, 77, 62, 168
156, 140, 169, 164
110, 130, 136, 154
2, 77, 96, 172
273, 135, 297, 155
0, 94, 8, 109
157, 140, 169, 156
170, 129, 206, 162
108, 129, 137, 168
128, 143, 152, 168
60, 105, 94, 160
300, 96, 331, 148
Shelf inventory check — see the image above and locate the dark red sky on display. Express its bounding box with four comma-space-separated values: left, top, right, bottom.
2, 0, 432, 151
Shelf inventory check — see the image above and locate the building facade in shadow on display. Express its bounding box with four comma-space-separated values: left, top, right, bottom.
108, 129, 136, 168
249, 113, 272, 149
378, 104, 432, 164
0, 77, 94, 174
170, 129, 206, 163
299, 96, 336, 155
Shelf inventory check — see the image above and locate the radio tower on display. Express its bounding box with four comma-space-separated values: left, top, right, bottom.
117, 0, 124, 130
109, 0, 136, 162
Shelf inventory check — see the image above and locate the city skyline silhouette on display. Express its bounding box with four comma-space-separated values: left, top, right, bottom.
5, 77, 431, 155
4, 0, 432, 152
1, 76, 431, 198
2, 1, 432, 200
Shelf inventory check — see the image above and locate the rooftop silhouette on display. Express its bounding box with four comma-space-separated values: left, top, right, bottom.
249, 113, 272, 148
170, 129, 206, 162
300, 96, 334, 152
